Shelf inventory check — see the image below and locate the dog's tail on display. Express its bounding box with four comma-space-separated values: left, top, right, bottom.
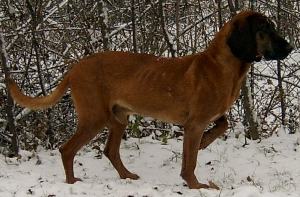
7, 74, 69, 110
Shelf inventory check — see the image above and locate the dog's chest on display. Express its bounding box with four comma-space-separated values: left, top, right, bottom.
226, 71, 248, 111
211, 73, 245, 117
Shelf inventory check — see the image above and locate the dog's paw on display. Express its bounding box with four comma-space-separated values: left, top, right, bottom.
66, 177, 82, 184
208, 181, 220, 190
188, 182, 210, 189
120, 172, 140, 180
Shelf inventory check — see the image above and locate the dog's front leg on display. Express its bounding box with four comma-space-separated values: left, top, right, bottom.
199, 115, 228, 149
180, 121, 210, 189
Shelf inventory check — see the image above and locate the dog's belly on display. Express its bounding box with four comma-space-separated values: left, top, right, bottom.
112, 99, 189, 125
142, 109, 188, 124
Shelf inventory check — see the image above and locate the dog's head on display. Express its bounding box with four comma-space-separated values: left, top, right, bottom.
227, 11, 293, 63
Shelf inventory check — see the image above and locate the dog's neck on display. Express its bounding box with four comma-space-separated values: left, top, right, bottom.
205, 22, 252, 78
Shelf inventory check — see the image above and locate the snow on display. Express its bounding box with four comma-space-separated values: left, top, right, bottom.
1, 129, 300, 197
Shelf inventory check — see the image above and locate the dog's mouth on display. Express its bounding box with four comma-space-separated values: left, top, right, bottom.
256, 49, 288, 61
263, 50, 292, 61
255, 52, 263, 62
262, 40, 294, 61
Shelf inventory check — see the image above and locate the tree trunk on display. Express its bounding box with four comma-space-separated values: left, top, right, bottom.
216, 0, 223, 30
276, 0, 286, 125
0, 30, 19, 156
249, 0, 255, 10
131, 0, 137, 53
241, 79, 260, 140
249, 0, 255, 98
228, 0, 237, 16
99, 0, 110, 51
158, 0, 176, 57
175, 0, 180, 55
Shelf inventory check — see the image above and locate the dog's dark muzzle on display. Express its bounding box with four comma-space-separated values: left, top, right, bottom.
264, 34, 294, 60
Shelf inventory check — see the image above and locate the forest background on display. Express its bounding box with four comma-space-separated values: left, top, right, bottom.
0, 0, 300, 156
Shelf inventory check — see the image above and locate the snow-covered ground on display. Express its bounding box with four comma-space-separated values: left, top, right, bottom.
1, 129, 300, 197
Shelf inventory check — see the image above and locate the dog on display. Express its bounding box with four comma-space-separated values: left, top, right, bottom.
8, 11, 293, 189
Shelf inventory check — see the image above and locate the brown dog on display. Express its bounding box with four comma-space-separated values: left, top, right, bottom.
8, 11, 293, 189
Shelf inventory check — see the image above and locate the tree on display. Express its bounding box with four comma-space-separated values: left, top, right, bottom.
0, 30, 18, 156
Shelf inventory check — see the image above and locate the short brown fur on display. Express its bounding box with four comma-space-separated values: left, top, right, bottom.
8, 11, 292, 189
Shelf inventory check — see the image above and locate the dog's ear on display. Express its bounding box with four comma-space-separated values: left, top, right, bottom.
227, 17, 258, 62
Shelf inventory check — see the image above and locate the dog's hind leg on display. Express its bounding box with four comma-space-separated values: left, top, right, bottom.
104, 117, 139, 180
199, 115, 228, 149
59, 85, 107, 184
59, 119, 104, 184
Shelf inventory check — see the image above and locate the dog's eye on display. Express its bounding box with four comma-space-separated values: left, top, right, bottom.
257, 21, 268, 31
259, 22, 275, 33
266, 19, 277, 31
